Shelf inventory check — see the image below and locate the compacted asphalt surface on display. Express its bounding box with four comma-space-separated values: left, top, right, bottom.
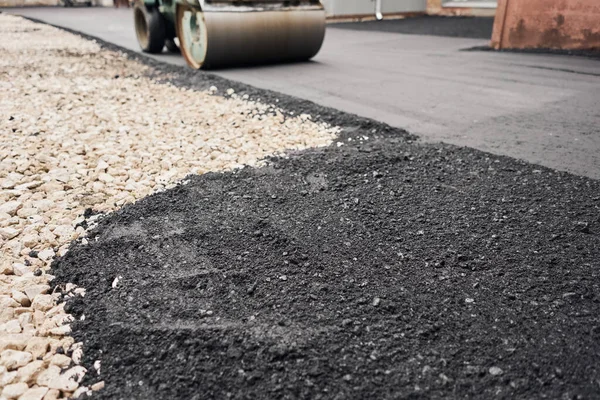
2, 8, 600, 179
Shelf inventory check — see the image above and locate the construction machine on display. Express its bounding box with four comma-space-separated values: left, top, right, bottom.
133, 0, 326, 69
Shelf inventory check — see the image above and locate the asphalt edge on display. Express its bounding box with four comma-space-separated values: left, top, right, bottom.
462, 45, 600, 61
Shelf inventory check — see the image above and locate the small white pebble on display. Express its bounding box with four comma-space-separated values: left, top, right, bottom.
94, 360, 101, 375
111, 276, 122, 289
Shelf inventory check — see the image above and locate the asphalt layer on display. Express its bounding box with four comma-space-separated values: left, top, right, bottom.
55, 131, 600, 400
332, 16, 494, 39
50, 52, 600, 399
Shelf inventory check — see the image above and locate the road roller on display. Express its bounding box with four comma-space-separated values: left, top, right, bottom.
133, 0, 326, 69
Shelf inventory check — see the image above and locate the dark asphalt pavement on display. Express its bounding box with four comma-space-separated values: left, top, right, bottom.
3, 8, 599, 179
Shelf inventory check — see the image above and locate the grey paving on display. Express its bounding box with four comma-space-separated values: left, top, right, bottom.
3, 7, 599, 179
332, 15, 495, 39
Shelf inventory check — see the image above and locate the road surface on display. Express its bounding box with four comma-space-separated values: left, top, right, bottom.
3, 7, 599, 179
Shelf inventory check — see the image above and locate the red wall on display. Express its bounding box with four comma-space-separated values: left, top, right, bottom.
491, 0, 600, 50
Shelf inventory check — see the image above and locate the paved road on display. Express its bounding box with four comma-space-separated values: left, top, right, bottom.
3, 8, 600, 179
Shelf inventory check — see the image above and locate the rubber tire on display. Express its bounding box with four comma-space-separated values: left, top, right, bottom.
165, 38, 179, 53
134, 2, 165, 54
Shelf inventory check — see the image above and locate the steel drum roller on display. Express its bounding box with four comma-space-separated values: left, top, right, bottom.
134, 0, 326, 69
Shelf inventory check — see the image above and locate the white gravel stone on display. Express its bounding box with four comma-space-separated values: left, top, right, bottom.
31, 296, 55, 313
20, 234, 39, 248
10, 291, 30, 308
1, 382, 28, 399
48, 325, 71, 337
50, 354, 71, 368
17, 209, 39, 220
489, 366, 504, 376
17, 360, 44, 385
41, 389, 60, 400
0, 296, 20, 309
71, 386, 92, 398
0, 350, 33, 370
0, 201, 22, 216
111, 276, 122, 289
18, 313, 33, 328
1, 369, 18, 387
0, 13, 339, 397
4, 320, 22, 334
12, 264, 33, 277
0, 334, 30, 352
0, 260, 14, 275
38, 365, 87, 392
0, 310, 15, 325
71, 345, 83, 365
51, 226, 74, 241
93, 360, 101, 375
34, 365, 61, 388
0, 227, 20, 240
16, 386, 48, 400
36, 250, 54, 262
23, 286, 50, 301
24, 338, 49, 360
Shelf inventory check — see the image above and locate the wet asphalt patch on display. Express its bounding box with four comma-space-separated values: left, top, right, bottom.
54, 131, 600, 399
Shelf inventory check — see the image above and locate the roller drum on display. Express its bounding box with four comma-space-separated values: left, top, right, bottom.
176, 3, 326, 69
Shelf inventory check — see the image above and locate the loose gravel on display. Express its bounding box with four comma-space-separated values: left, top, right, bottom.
0, 14, 338, 398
